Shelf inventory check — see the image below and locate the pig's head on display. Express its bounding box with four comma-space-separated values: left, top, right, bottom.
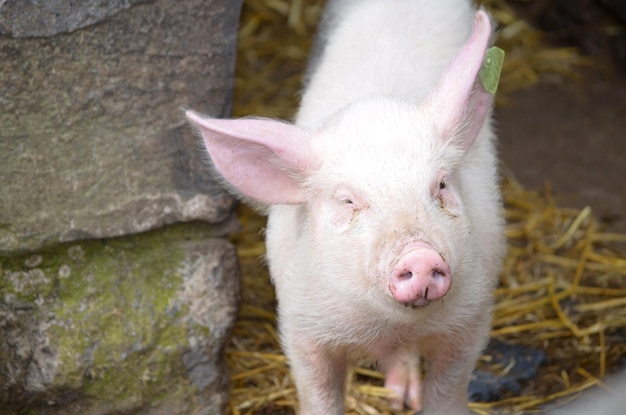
186, 11, 495, 314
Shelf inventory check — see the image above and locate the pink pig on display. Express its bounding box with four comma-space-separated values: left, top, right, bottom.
187, 0, 505, 413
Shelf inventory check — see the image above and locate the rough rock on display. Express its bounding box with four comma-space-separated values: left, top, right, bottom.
0, 222, 240, 415
0, 0, 241, 255
0, 0, 152, 38
0, 1, 243, 413
469, 339, 547, 402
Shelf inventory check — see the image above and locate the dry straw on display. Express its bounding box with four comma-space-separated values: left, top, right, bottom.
227, 1, 624, 414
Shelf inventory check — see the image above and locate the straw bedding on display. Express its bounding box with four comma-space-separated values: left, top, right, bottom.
226, 1, 625, 413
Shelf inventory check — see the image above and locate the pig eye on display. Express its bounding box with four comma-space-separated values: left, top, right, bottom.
439, 180, 446, 190
333, 187, 361, 210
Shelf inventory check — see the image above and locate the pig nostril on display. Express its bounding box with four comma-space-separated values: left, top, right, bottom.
399, 271, 412, 281
433, 268, 446, 278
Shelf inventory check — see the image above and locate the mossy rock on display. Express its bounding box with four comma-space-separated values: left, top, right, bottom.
0, 222, 240, 415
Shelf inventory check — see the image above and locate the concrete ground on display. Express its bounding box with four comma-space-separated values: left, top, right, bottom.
496, 73, 626, 233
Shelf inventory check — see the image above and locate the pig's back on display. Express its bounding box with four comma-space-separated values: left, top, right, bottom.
295, 0, 476, 127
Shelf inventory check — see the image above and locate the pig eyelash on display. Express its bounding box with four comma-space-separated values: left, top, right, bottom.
433, 176, 461, 217
434, 176, 449, 207
333, 187, 366, 210
334, 190, 357, 207
436, 176, 449, 193
338, 196, 363, 212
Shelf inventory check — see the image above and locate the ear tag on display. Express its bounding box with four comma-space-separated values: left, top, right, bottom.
479, 46, 505, 95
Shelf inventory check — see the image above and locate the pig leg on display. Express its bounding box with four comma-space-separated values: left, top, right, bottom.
285, 336, 348, 415
421, 329, 488, 415
380, 351, 422, 411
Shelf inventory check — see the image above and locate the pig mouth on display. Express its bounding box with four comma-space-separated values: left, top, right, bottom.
387, 283, 433, 308
403, 297, 431, 309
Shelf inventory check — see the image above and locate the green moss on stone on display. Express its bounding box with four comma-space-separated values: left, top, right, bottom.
0, 222, 223, 413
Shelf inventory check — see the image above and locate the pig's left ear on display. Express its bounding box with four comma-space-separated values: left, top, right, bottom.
425, 10, 496, 151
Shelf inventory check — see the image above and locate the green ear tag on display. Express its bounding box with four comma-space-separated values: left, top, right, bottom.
479, 46, 505, 95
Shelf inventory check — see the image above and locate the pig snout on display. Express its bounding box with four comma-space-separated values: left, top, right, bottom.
389, 247, 451, 307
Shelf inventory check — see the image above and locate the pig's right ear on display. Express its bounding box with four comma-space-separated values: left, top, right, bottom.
186, 111, 317, 206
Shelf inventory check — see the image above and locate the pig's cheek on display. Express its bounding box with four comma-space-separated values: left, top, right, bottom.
307, 201, 359, 246
327, 203, 362, 232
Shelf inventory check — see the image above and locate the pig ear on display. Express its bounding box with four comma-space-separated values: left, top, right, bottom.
425, 10, 494, 151
186, 111, 317, 205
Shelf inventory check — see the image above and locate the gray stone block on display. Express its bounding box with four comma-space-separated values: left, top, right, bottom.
0, 0, 152, 38
0, 223, 240, 415
0, 0, 242, 255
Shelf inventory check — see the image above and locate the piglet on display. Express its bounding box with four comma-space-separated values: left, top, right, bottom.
186, 0, 505, 413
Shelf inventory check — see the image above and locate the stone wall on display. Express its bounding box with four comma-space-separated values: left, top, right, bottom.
0, 1, 242, 414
